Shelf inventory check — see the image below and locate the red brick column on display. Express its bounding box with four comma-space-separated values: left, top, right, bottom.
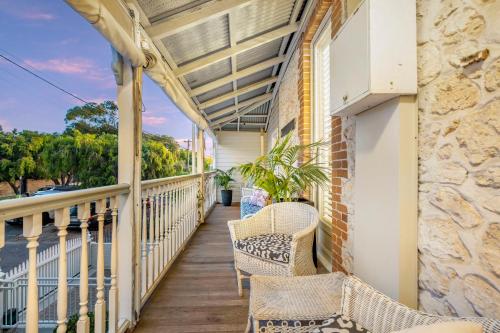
330, 1, 348, 273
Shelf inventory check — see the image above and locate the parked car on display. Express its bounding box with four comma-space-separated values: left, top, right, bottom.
67, 200, 112, 231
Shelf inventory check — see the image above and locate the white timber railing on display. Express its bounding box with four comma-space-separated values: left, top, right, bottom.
204, 171, 217, 215
0, 172, 218, 332
0, 184, 129, 333
139, 172, 216, 304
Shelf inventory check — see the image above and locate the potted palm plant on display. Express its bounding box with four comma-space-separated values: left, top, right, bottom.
215, 168, 235, 206
239, 133, 328, 202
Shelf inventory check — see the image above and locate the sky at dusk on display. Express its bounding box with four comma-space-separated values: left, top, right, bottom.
0, 0, 194, 142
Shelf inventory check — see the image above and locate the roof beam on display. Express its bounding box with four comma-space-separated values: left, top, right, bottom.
199, 77, 277, 109
212, 97, 271, 126
146, 0, 253, 40
174, 23, 298, 77
207, 93, 272, 120
190, 56, 285, 96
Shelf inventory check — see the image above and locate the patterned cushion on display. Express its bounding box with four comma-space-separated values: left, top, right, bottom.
241, 201, 263, 219
313, 314, 370, 333
256, 319, 326, 333
234, 233, 292, 264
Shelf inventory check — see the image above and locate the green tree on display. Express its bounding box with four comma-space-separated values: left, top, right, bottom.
65, 101, 118, 134
142, 140, 176, 180
74, 132, 118, 188
0, 130, 44, 194
40, 134, 78, 185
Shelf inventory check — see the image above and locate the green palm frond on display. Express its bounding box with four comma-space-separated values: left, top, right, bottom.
237, 132, 330, 202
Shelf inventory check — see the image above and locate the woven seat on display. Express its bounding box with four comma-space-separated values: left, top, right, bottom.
228, 202, 319, 296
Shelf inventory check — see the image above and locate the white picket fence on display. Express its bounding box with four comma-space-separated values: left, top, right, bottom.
0, 237, 90, 328
4, 237, 85, 281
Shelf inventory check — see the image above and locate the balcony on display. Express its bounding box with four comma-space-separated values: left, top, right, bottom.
0, 0, 499, 331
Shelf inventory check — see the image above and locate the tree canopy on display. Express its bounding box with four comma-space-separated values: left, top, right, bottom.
0, 102, 213, 195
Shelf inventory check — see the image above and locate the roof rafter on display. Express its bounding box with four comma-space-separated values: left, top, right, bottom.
146, 0, 253, 40
199, 77, 277, 109
174, 23, 299, 77
212, 97, 271, 127
207, 93, 272, 120
190, 56, 285, 96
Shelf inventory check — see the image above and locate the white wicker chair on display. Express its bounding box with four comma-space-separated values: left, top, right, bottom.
228, 202, 319, 296
247, 274, 500, 333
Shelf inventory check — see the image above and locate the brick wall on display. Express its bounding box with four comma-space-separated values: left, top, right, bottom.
295, 0, 354, 272
297, 0, 334, 164
330, 0, 353, 273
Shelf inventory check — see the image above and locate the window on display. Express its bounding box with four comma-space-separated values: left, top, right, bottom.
313, 20, 333, 224
312, 10, 334, 271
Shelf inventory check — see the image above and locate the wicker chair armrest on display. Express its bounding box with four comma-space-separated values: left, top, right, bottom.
289, 221, 318, 274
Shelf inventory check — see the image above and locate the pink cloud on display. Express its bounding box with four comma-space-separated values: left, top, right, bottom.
23, 57, 114, 88
143, 113, 168, 126
0, 5, 55, 21
22, 10, 55, 21
0, 118, 12, 132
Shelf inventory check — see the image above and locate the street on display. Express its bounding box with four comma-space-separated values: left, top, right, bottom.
1, 223, 82, 273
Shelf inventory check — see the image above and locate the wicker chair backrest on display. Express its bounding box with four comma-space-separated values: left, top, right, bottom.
269, 202, 319, 235
340, 276, 499, 333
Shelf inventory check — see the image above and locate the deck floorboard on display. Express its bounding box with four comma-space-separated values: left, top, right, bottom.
134, 204, 248, 333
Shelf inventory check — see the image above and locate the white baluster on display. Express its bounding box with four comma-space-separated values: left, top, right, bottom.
167, 184, 172, 264
158, 186, 165, 271
55, 208, 70, 333
141, 194, 147, 296
94, 199, 106, 333
148, 190, 154, 289
77, 202, 90, 333
23, 213, 42, 333
109, 196, 118, 333
153, 187, 160, 280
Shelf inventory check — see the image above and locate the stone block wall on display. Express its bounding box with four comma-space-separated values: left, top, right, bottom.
416, 0, 500, 318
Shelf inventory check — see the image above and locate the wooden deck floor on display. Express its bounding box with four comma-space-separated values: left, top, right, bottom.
133, 204, 249, 333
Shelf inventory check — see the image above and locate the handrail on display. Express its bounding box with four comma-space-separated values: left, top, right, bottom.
141, 173, 201, 190
0, 183, 130, 220
141, 171, 216, 190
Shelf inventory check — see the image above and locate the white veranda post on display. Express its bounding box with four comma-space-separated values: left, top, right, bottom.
192, 124, 197, 174
117, 58, 143, 326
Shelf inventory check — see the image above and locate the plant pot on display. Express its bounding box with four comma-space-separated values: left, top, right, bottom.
221, 190, 233, 206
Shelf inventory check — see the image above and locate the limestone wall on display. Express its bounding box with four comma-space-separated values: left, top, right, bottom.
417, 0, 499, 318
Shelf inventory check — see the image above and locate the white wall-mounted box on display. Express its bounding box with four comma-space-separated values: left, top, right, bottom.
330, 0, 417, 116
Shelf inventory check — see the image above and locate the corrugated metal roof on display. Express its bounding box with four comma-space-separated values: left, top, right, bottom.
233, 0, 295, 42
204, 99, 235, 114
236, 39, 282, 70
238, 87, 268, 102
185, 58, 232, 88
136, 0, 303, 131
196, 83, 234, 103
237, 68, 274, 87
137, 0, 205, 20
161, 15, 230, 65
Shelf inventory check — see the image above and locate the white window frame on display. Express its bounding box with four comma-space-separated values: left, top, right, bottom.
311, 10, 333, 225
